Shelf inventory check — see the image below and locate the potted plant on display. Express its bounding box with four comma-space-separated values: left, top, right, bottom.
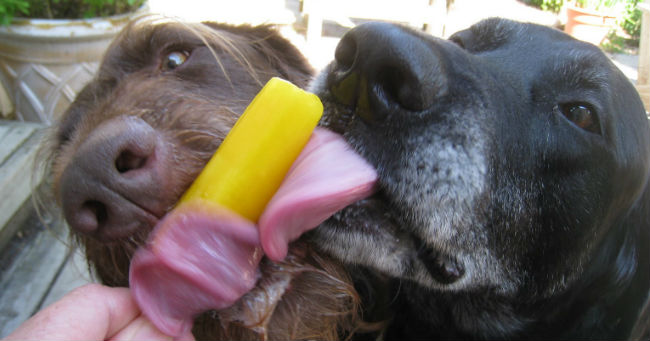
565, 0, 626, 45
0, 0, 147, 124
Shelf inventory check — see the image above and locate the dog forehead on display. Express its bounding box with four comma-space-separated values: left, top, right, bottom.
456, 19, 600, 65
101, 22, 257, 76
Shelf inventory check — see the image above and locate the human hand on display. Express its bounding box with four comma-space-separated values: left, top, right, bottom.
3, 284, 194, 341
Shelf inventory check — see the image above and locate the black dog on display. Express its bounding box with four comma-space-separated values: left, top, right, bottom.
309, 18, 650, 339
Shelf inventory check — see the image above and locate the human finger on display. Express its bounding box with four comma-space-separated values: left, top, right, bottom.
4, 284, 140, 341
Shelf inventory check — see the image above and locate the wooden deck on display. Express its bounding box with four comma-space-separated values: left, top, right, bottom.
0, 120, 91, 338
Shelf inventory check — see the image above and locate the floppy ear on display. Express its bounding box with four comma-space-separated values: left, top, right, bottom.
202, 23, 315, 87
248, 26, 314, 83
614, 179, 650, 339
246, 25, 315, 87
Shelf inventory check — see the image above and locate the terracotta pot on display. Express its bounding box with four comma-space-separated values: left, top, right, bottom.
564, 5, 617, 46
0, 6, 147, 124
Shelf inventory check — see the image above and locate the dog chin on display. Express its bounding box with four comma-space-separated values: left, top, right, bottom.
310, 190, 516, 295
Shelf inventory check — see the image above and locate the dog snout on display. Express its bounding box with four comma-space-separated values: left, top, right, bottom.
59, 116, 168, 240
327, 22, 446, 122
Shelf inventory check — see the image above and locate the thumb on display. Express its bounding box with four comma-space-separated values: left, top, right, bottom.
108, 315, 192, 341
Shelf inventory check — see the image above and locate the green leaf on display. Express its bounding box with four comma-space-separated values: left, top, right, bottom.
0, 0, 30, 25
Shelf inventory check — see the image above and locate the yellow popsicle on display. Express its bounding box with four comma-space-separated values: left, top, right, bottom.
178, 77, 323, 222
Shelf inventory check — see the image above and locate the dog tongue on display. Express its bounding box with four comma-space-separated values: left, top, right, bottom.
129, 204, 262, 337
129, 128, 377, 337
259, 128, 378, 261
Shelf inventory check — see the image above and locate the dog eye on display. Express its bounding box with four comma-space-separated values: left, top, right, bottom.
162, 51, 189, 70
558, 103, 601, 134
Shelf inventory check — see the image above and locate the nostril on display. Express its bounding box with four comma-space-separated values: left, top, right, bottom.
115, 149, 149, 173
84, 200, 108, 226
329, 22, 444, 118
334, 34, 357, 71
377, 66, 428, 112
60, 116, 168, 241
377, 67, 403, 106
73, 200, 108, 234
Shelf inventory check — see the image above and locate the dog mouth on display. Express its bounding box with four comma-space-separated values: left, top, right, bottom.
319, 181, 467, 286
314, 81, 468, 287
413, 233, 465, 284
128, 127, 379, 336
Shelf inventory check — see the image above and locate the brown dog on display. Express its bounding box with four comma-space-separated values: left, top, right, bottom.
40, 19, 367, 340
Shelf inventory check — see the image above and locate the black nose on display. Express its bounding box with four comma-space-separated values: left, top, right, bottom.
59, 116, 167, 241
327, 22, 446, 122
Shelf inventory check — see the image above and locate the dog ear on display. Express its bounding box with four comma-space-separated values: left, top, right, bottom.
572, 178, 649, 338
245, 24, 315, 87
612, 179, 650, 338
202, 23, 315, 87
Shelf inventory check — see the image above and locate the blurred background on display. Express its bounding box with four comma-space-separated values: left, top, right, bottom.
0, 0, 647, 123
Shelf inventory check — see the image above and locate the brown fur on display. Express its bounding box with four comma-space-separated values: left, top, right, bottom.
38, 18, 373, 340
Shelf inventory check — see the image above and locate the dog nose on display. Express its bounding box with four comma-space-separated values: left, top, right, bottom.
59, 116, 166, 241
327, 22, 445, 122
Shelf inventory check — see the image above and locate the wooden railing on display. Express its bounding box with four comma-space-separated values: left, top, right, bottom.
301, 0, 449, 45
638, 0, 649, 112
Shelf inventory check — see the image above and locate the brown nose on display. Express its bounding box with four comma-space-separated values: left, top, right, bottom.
59, 116, 168, 241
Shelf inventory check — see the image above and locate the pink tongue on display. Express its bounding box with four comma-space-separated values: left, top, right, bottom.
129, 204, 262, 337
129, 128, 377, 337
259, 128, 378, 261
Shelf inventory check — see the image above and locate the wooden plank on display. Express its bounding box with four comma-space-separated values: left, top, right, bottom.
0, 193, 40, 256
0, 121, 45, 249
637, 84, 649, 112
302, 0, 436, 46
426, 0, 448, 37
0, 214, 70, 338
638, 2, 649, 85
38, 247, 93, 310
0, 120, 92, 338
0, 122, 38, 164
323, 0, 432, 26
304, 0, 324, 46
0, 125, 9, 143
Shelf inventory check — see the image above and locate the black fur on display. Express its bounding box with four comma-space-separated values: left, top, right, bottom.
309, 18, 650, 339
